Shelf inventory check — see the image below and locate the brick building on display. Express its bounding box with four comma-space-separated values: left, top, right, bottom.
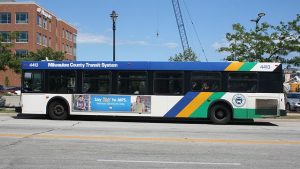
0, 1, 77, 86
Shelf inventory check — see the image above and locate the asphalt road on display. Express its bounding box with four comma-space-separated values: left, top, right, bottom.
0, 115, 300, 169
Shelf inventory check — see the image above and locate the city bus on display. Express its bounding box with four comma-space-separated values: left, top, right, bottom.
18, 61, 286, 124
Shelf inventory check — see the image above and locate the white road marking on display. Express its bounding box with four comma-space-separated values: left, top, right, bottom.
96, 159, 241, 166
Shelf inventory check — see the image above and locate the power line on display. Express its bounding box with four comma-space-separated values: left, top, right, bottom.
182, 0, 208, 62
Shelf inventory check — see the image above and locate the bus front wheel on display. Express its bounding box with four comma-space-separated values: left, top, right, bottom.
48, 101, 69, 120
209, 104, 231, 125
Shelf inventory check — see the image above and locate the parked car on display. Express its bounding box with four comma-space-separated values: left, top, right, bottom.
286, 92, 300, 111
0, 95, 4, 107
0, 85, 4, 91
0, 86, 21, 95
14, 90, 21, 95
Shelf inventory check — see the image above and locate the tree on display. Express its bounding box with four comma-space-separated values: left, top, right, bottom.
0, 33, 19, 73
7, 47, 66, 73
169, 48, 198, 61
218, 14, 300, 63
0, 36, 65, 73
27, 47, 65, 61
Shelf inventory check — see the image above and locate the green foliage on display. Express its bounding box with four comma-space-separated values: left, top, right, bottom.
169, 48, 198, 61
218, 14, 300, 64
0, 34, 65, 73
0, 33, 15, 72
27, 47, 65, 61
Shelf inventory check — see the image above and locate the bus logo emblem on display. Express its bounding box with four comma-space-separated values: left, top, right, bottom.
232, 94, 246, 107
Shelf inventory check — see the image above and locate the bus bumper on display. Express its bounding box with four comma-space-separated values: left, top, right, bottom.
280, 110, 287, 116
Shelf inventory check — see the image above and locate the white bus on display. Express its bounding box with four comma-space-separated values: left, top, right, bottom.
17, 61, 286, 124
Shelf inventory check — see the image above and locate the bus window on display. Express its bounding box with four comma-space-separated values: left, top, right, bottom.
117, 71, 147, 95
191, 72, 221, 92
83, 71, 111, 94
48, 71, 76, 93
228, 72, 258, 92
259, 72, 283, 93
23, 71, 43, 92
154, 72, 184, 95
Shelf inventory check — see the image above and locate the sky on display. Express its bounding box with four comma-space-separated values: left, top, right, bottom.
18, 0, 300, 62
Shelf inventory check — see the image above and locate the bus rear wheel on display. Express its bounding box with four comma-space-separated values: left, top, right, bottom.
48, 101, 69, 120
209, 104, 231, 125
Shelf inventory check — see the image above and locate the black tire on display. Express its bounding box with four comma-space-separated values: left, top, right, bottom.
209, 104, 232, 125
48, 101, 69, 120
286, 103, 291, 111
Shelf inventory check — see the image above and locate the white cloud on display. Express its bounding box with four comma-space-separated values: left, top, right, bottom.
118, 40, 149, 46
77, 33, 111, 44
77, 32, 178, 50
163, 43, 178, 49
212, 39, 229, 50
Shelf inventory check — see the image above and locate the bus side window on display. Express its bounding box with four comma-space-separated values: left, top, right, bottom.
23, 71, 42, 92
154, 72, 184, 95
83, 71, 111, 94
117, 71, 147, 95
48, 71, 76, 93
191, 72, 221, 92
228, 72, 258, 92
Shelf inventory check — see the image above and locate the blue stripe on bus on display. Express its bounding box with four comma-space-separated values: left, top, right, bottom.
21, 61, 232, 71
164, 92, 199, 117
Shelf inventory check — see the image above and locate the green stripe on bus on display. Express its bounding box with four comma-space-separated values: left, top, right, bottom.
235, 108, 285, 119
233, 108, 249, 119
238, 62, 257, 71
190, 92, 225, 118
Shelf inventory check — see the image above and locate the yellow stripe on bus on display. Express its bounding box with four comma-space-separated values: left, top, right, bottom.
176, 92, 213, 118
225, 62, 244, 71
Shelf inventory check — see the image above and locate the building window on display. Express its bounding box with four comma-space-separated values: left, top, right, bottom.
43, 18, 47, 29
64, 31, 73, 41
16, 12, 28, 24
48, 37, 51, 47
0, 12, 11, 24
0, 31, 11, 43
16, 49, 28, 58
73, 34, 77, 43
49, 21, 51, 32
37, 15, 42, 27
42, 35, 47, 46
36, 33, 42, 44
16, 32, 28, 43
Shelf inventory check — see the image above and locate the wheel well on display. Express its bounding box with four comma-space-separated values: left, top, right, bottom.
208, 100, 233, 118
46, 97, 70, 115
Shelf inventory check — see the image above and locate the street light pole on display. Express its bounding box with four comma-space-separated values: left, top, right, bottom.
250, 12, 265, 31
110, 10, 118, 62
250, 12, 265, 61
